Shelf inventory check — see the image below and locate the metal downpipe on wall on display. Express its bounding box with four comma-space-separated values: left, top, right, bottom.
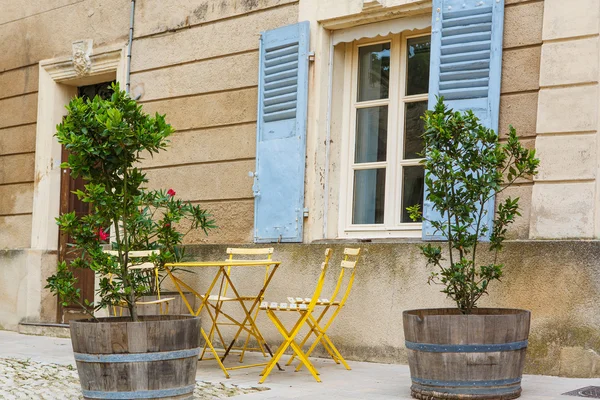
323, 34, 334, 239
125, 0, 135, 94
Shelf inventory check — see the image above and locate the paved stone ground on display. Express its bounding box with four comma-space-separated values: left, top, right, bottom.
0, 331, 598, 400
0, 357, 268, 399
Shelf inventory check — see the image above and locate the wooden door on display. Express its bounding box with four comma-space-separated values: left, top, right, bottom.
57, 82, 114, 323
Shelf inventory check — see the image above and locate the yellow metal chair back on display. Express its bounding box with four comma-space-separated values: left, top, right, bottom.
200, 247, 275, 363
328, 247, 361, 308
258, 248, 333, 383
305, 248, 332, 308
221, 247, 274, 297
286, 247, 361, 372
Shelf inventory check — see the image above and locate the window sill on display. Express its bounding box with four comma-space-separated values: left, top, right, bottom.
338, 226, 422, 240
312, 237, 425, 244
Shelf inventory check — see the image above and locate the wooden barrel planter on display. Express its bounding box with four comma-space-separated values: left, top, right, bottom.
70, 315, 200, 400
403, 308, 530, 400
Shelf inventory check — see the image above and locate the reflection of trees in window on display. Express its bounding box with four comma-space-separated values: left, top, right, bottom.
404, 101, 427, 159
369, 49, 390, 94
407, 38, 431, 95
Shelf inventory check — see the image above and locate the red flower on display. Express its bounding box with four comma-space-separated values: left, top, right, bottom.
98, 228, 109, 241
167, 189, 176, 197
164, 222, 171, 228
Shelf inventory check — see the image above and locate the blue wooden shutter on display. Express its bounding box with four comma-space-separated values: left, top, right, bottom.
423, 0, 505, 241
253, 22, 310, 243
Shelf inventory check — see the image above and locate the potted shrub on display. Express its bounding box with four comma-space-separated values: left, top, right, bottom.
45, 84, 215, 399
404, 98, 539, 400
107, 188, 206, 317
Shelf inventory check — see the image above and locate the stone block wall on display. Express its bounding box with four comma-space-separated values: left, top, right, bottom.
498, 0, 544, 240
133, 0, 300, 244
532, 0, 600, 238
0, 0, 131, 250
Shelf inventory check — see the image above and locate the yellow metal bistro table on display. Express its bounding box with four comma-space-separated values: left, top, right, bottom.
164, 260, 281, 378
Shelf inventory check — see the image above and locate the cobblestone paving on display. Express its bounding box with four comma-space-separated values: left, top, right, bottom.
0, 358, 268, 399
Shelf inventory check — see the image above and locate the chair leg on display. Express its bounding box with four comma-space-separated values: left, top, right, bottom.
259, 311, 306, 375
259, 311, 293, 383
305, 316, 339, 363
259, 310, 321, 384
200, 303, 228, 361
294, 319, 334, 372
201, 328, 230, 379
272, 312, 320, 381
322, 334, 351, 370
239, 305, 267, 362
288, 340, 321, 382
285, 315, 320, 366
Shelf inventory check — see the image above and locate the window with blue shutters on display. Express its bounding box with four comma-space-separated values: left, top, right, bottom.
252, 22, 310, 243
422, 0, 505, 241
339, 32, 431, 239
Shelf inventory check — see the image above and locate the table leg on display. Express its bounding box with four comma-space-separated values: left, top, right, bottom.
164, 267, 232, 378
201, 328, 230, 379
220, 270, 284, 371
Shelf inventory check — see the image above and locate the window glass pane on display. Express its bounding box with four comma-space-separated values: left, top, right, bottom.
353, 169, 386, 224
358, 43, 390, 102
355, 106, 388, 163
404, 101, 427, 159
401, 166, 424, 223
406, 36, 431, 96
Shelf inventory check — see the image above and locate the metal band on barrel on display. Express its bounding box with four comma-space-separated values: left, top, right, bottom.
405, 340, 528, 353
81, 384, 195, 399
412, 384, 521, 396
74, 348, 200, 363
412, 377, 522, 387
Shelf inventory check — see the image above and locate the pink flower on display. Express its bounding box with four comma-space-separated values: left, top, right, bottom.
167, 189, 176, 197
98, 228, 109, 241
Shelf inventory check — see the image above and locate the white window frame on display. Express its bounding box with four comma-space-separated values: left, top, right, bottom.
339, 30, 430, 239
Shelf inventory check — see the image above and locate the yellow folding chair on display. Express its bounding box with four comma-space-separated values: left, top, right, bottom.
200, 247, 275, 363
258, 248, 333, 383
285, 247, 361, 371
104, 250, 175, 315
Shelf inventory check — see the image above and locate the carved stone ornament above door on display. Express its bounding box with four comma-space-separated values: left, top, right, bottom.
72, 39, 93, 76
362, 0, 386, 10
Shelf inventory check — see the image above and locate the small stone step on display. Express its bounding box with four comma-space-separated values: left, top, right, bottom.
18, 322, 70, 339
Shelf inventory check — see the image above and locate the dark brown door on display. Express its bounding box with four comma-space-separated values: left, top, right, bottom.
57, 82, 114, 323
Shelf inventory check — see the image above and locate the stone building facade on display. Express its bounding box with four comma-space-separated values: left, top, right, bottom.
0, 0, 598, 378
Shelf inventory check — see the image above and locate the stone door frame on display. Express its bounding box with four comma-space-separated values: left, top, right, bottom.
31, 44, 126, 322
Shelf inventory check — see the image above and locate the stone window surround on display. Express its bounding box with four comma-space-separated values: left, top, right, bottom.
301, 1, 432, 241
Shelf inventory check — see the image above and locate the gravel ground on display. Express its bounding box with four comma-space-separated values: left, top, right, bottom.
0, 358, 268, 400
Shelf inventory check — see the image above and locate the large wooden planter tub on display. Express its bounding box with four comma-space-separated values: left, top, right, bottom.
70, 315, 200, 400
403, 308, 530, 400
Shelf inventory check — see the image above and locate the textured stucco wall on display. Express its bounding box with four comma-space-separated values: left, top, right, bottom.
0, 250, 57, 331
166, 241, 600, 378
